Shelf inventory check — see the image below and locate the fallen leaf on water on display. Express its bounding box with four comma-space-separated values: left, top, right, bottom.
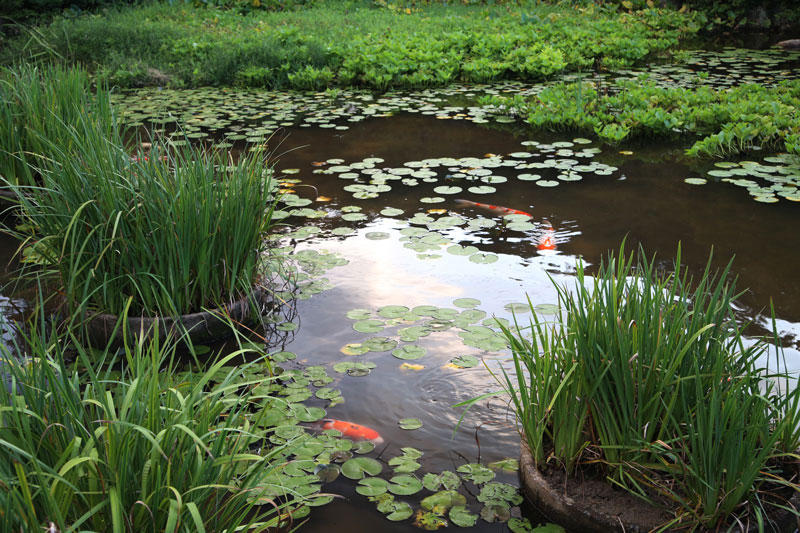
400, 363, 425, 371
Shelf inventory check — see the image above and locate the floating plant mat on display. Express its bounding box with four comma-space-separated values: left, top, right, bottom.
683, 154, 800, 203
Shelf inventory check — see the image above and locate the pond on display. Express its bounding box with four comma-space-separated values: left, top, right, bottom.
7, 45, 800, 532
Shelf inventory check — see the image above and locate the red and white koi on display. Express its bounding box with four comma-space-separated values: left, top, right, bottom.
454, 199, 532, 217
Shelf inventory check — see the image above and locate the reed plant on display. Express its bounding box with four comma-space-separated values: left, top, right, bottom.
0, 63, 117, 187
10, 112, 277, 317
497, 245, 800, 529
0, 316, 305, 532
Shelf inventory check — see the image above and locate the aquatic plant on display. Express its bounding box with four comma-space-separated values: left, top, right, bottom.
2, 1, 701, 90
496, 245, 800, 529
484, 79, 800, 158
9, 114, 277, 317
0, 319, 312, 532
0, 64, 118, 187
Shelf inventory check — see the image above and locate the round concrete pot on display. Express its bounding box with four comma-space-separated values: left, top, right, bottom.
519, 444, 799, 532
85, 287, 271, 347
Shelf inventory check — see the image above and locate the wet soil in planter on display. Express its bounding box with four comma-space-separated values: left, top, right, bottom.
519, 444, 800, 532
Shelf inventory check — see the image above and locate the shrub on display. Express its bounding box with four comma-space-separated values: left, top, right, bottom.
497, 245, 800, 529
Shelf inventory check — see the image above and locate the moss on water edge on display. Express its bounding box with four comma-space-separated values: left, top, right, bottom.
1, 1, 702, 90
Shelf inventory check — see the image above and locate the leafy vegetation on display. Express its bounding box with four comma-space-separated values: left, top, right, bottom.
484, 79, 800, 157
0, 321, 315, 532
497, 245, 800, 529
8, 107, 277, 317
0, 64, 119, 186
1, 1, 701, 89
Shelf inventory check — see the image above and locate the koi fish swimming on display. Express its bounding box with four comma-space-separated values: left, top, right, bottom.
454, 199, 532, 217
311, 419, 384, 444
538, 224, 557, 251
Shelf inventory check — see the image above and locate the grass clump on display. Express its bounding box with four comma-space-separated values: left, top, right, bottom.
0, 322, 313, 532
10, 114, 277, 317
498, 245, 800, 530
483, 79, 800, 158
0, 64, 118, 186
2, 2, 701, 89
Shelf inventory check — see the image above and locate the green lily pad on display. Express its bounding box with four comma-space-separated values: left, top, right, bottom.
363, 337, 399, 352
469, 253, 499, 264
315, 387, 342, 400
533, 303, 559, 315
386, 501, 414, 521
449, 505, 478, 527
378, 305, 411, 319
389, 456, 421, 473
398, 418, 423, 430
480, 504, 510, 523
353, 319, 384, 333
354, 440, 376, 454
342, 213, 368, 222
467, 186, 496, 194
420, 196, 445, 204
341, 457, 382, 480
288, 404, 326, 422
366, 231, 391, 240
388, 474, 423, 495
457, 463, 495, 484
517, 173, 541, 181
346, 308, 372, 320
332, 361, 376, 377
314, 463, 341, 483
684, 177, 707, 185
453, 297, 481, 308
421, 490, 466, 514
504, 302, 531, 313
536, 180, 559, 187
341, 343, 369, 356
414, 510, 448, 530
381, 207, 404, 217
477, 482, 523, 506
447, 244, 479, 256
449, 355, 480, 368
488, 458, 519, 472
392, 345, 426, 360
356, 477, 390, 496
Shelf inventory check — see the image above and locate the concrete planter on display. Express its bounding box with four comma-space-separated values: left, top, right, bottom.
85, 287, 271, 347
519, 443, 799, 532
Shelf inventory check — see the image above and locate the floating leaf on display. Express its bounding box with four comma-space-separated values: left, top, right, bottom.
533, 303, 559, 315
386, 502, 414, 521
488, 458, 519, 472
332, 361, 376, 377
453, 297, 481, 308
340, 343, 369, 356
467, 185, 495, 194
457, 463, 495, 484
414, 510, 448, 530
447, 244, 479, 256
400, 362, 425, 371
388, 474, 424, 495
504, 302, 531, 313
366, 231, 391, 240
392, 345, 426, 360
449, 355, 479, 368
314, 463, 341, 483
378, 305, 411, 319
420, 490, 465, 515
449, 506, 478, 527
398, 418, 423, 430
381, 207, 404, 217
354, 441, 376, 454
469, 253, 499, 264
356, 477, 390, 496
341, 457, 382, 480
389, 456, 421, 473
353, 319, 384, 333
346, 308, 372, 320
434, 186, 462, 195
363, 337, 399, 352
536, 180, 559, 187
684, 177, 707, 185
477, 482, 523, 506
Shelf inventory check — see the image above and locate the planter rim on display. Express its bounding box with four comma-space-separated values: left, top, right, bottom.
519, 442, 800, 533
85, 287, 270, 346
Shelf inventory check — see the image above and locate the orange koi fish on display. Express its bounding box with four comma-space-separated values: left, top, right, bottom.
537, 223, 557, 251
317, 419, 384, 444
454, 199, 532, 217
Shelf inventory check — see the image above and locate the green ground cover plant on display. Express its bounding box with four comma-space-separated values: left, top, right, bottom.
484, 79, 800, 157
0, 64, 118, 186
1, 1, 701, 89
497, 246, 800, 530
8, 113, 277, 317
0, 321, 314, 532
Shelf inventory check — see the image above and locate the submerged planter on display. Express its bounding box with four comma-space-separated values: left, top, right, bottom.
85, 288, 271, 347
519, 444, 800, 533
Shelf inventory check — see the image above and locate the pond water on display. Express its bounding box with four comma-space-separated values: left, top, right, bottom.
7, 46, 800, 532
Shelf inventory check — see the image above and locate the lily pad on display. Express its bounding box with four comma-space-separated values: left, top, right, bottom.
340, 343, 369, 356
469, 253, 499, 264
684, 177, 707, 185
414, 510, 448, 530
449, 506, 478, 527
353, 319, 384, 333
346, 308, 372, 320
398, 418, 423, 430
392, 345, 426, 360
366, 231, 391, 240
457, 463, 495, 484
356, 477, 390, 496
434, 186, 463, 195
388, 475, 424, 496
449, 355, 480, 368
386, 502, 414, 521
421, 490, 467, 514
363, 336, 399, 352
378, 305, 411, 319
341, 457, 382, 480
453, 297, 481, 308
488, 458, 519, 472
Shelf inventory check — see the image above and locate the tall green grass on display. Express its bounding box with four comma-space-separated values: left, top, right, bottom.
0, 64, 118, 186
498, 245, 800, 529
10, 113, 277, 317
0, 318, 303, 532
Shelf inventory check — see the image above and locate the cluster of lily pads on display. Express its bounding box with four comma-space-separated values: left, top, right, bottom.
685, 153, 800, 203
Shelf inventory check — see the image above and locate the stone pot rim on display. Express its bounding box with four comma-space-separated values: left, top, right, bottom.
519, 442, 800, 533
84, 286, 271, 347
